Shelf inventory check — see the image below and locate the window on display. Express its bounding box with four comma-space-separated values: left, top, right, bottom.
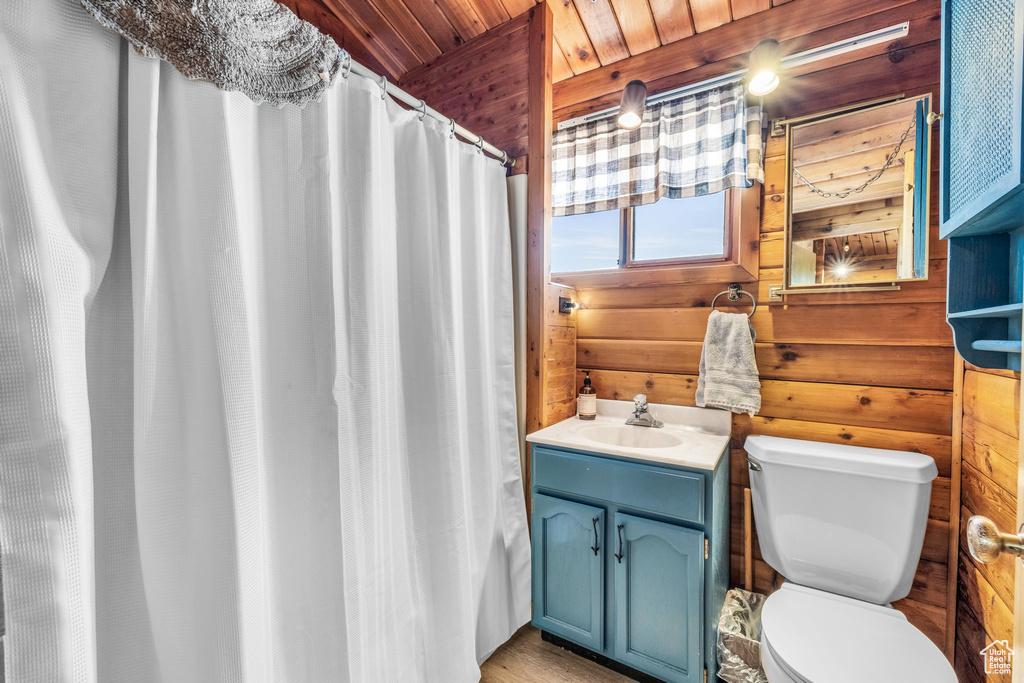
631, 193, 727, 264
549, 208, 620, 273
551, 192, 728, 274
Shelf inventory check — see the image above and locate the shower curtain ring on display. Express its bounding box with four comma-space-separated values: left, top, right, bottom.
501, 150, 508, 165
475, 137, 484, 154
449, 119, 456, 139
380, 75, 388, 100
341, 51, 352, 79
416, 99, 427, 121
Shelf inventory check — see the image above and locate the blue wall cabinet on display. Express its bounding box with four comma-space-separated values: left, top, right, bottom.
532, 493, 605, 651
613, 513, 705, 683
940, 0, 1024, 238
531, 445, 729, 683
941, 0, 1024, 370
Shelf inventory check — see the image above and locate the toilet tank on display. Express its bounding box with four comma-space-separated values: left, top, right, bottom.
744, 435, 937, 605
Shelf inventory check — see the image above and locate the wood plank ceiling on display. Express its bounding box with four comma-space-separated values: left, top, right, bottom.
280, 0, 783, 83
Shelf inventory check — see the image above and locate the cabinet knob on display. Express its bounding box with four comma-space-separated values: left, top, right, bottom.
967, 515, 1024, 564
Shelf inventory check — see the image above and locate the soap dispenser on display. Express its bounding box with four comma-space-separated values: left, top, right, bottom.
578, 370, 597, 420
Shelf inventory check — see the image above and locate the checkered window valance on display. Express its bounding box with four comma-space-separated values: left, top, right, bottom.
552, 81, 764, 217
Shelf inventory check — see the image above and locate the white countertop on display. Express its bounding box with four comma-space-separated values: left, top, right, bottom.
526, 399, 731, 471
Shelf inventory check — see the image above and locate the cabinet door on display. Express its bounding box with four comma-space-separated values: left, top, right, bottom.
940, 0, 1024, 236
613, 512, 704, 683
531, 493, 605, 651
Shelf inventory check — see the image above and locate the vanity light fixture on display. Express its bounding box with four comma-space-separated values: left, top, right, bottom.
747, 39, 782, 96
617, 80, 647, 130
558, 22, 910, 131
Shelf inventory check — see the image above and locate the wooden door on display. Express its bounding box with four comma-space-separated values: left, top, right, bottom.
531, 493, 605, 651
612, 512, 704, 683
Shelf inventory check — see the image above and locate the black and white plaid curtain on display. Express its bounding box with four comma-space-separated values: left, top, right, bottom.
552, 81, 764, 216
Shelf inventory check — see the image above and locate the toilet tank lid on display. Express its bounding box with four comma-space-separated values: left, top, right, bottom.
744, 435, 937, 483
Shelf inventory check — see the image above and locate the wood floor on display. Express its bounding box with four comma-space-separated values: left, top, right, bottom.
480, 625, 632, 683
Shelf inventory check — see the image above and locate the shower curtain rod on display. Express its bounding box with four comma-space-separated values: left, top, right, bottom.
337, 50, 515, 168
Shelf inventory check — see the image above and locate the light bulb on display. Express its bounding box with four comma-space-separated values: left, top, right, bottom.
617, 80, 647, 130
617, 111, 642, 129
747, 71, 779, 97
747, 39, 782, 97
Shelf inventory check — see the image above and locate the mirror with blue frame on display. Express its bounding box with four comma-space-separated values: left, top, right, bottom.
785, 95, 932, 288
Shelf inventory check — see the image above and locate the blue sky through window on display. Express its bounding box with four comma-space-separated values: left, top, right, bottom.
633, 193, 726, 261
551, 193, 727, 273
550, 208, 620, 273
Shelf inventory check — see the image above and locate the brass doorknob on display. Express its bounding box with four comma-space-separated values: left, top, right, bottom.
967, 516, 1024, 564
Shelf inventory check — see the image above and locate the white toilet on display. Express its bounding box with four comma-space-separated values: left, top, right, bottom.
744, 435, 958, 683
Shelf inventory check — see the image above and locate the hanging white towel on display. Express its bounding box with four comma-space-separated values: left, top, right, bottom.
696, 310, 761, 415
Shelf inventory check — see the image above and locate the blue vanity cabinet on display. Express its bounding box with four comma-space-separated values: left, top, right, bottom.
613, 513, 705, 683
531, 494, 605, 651
530, 444, 729, 683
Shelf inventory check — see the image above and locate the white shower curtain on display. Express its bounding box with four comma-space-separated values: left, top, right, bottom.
0, 1, 531, 681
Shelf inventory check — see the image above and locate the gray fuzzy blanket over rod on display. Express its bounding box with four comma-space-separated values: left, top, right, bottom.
80, 0, 341, 106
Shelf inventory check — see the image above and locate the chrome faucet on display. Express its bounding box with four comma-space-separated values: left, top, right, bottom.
625, 394, 663, 428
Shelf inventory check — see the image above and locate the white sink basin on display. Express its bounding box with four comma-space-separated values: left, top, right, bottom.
579, 424, 683, 449
526, 398, 731, 470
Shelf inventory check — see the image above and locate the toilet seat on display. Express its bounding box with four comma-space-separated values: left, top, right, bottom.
759, 583, 956, 683
761, 637, 810, 683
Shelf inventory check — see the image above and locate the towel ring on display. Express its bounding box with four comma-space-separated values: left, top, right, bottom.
711, 283, 757, 318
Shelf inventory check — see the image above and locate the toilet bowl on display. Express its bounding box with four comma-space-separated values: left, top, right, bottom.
744, 436, 957, 683
758, 583, 955, 682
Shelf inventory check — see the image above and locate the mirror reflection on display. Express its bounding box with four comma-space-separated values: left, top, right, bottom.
787, 96, 931, 287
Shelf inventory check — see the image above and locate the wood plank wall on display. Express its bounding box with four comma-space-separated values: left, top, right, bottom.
955, 362, 1020, 683
544, 284, 579, 425
561, 0, 956, 652
401, 11, 533, 161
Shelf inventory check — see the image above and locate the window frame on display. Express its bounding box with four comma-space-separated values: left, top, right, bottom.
621, 193, 730, 269
550, 183, 761, 288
